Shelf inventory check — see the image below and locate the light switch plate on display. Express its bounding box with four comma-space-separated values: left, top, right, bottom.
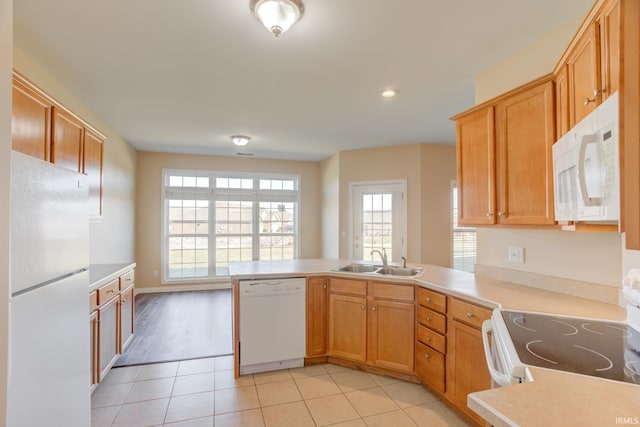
508, 246, 525, 263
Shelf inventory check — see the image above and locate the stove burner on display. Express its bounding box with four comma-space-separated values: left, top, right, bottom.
551, 319, 579, 336
513, 315, 537, 332
526, 340, 558, 364
581, 323, 605, 335
573, 345, 614, 372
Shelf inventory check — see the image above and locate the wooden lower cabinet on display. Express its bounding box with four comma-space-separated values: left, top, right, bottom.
326, 279, 415, 373
328, 293, 367, 362
368, 298, 414, 372
446, 300, 492, 425
306, 277, 328, 357
120, 285, 135, 352
416, 341, 445, 393
98, 295, 120, 381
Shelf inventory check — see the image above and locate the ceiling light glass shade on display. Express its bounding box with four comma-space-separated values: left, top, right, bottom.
382, 89, 399, 98
250, 0, 304, 37
231, 135, 251, 146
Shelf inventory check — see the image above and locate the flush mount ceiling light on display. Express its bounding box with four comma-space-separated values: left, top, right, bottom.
382, 89, 399, 98
231, 135, 251, 146
250, 0, 304, 37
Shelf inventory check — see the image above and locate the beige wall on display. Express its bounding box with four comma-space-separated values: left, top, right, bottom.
135, 151, 322, 289
475, 17, 582, 104
334, 144, 456, 266
420, 144, 457, 267
13, 48, 137, 264
0, 0, 11, 422
473, 17, 623, 288
320, 153, 340, 259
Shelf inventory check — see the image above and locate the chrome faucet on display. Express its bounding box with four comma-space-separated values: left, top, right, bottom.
371, 248, 388, 268
401, 256, 407, 268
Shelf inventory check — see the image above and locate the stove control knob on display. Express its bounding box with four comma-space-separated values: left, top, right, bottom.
466, 312, 474, 318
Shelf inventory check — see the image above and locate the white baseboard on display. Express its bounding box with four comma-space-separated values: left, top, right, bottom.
135, 282, 232, 294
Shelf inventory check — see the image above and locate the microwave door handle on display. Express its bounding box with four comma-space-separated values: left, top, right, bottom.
578, 135, 603, 207
481, 320, 512, 387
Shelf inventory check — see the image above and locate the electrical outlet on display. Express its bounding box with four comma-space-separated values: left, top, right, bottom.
153, 270, 159, 278
508, 246, 525, 263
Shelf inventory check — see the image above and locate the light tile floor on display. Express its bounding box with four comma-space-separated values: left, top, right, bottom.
92, 356, 471, 427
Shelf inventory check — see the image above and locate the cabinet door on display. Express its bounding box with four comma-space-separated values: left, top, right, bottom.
622, 0, 640, 249
89, 310, 98, 387
568, 23, 600, 125
11, 77, 52, 161
368, 299, 414, 373
328, 293, 367, 362
456, 107, 496, 225
306, 277, 328, 357
446, 320, 491, 426
496, 80, 556, 225
98, 296, 119, 381
83, 128, 104, 218
599, 0, 620, 99
416, 341, 445, 393
555, 65, 570, 139
51, 107, 83, 172
120, 285, 135, 353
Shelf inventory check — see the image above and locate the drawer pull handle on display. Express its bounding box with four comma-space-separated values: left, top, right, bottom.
424, 354, 430, 359
426, 337, 431, 342
107, 289, 115, 294
466, 312, 474, 318
426, 316, 432, 321
426, 297, 431, 303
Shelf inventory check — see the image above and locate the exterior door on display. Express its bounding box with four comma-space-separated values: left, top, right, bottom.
351, 182, 405, 263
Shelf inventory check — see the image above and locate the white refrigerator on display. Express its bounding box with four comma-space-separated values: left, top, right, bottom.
8, 152, 91, 427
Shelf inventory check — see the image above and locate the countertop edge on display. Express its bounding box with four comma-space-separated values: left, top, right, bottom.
89, 263, 136, 292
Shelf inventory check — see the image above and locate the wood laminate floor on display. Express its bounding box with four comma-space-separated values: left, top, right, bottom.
114, 289, 233, 367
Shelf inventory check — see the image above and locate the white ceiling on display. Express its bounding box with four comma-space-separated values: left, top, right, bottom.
14, 0, 593, 161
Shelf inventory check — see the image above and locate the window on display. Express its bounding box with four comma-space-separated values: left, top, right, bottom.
451, 181, 476, 272
163, 170, 299, 281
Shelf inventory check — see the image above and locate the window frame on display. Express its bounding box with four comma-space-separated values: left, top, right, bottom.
161, 169, 300, 284
451, 180, 476, 272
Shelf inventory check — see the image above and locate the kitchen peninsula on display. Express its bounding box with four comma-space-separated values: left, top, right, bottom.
229, 259, 639, 427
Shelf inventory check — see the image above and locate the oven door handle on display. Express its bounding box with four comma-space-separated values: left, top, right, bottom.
482, 319, 513, 387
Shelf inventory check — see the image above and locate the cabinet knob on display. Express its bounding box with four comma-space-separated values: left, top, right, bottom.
466, 312, 474, 318
584, 89, 599, 105
426, 297, 431, 303
361, 305, 366, 310
426, 337, 431, 342
323, 284, 327, 289
107, 289, 115, 294
498, 211, 505, 217
486, 212, 494, 217
372, 306, 377, 311
122, 299, 127, 303
424, 353, 430, 359
426, 316, 432, 321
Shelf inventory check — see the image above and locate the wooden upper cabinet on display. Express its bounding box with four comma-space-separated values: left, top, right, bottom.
11, 75, 52, 161
455, 107, 496, 225
52, 107, 84, 173
555, 64, 571, 139
496, 80, 556, 225
567, 23, 601, 125
599, 0, 620, 99
83, 128, 105, 218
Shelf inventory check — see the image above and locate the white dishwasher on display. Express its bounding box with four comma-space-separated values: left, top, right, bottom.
239, 277, 306, 375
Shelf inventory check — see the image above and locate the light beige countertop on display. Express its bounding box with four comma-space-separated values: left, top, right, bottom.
89, 262, 136, 292
229, 259, 636, 426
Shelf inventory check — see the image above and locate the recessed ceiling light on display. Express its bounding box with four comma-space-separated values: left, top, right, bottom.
382, 89, 398, 98
231, 135, 251, 146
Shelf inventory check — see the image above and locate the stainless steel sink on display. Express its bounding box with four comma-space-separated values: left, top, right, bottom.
375, 267, 423, 276
334, 263, 380, 273
333, 263, 422, 276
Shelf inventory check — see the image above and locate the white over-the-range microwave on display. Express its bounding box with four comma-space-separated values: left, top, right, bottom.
552, 91, 619, 222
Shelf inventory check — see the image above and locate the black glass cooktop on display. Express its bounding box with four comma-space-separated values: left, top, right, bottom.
501, 311, 640, 385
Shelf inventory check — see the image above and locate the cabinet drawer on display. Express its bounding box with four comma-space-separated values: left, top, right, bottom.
416, 342, 445, 393
98, 278, 119, 305
89, 291, 98, 313
329, 278, 367, 296
416, 287, 446, 313
450, 298, 492, 329
369, 282, 414, 302
417, 324, 446, 354
119, 270, 135, 289
417, 306, 446, 334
